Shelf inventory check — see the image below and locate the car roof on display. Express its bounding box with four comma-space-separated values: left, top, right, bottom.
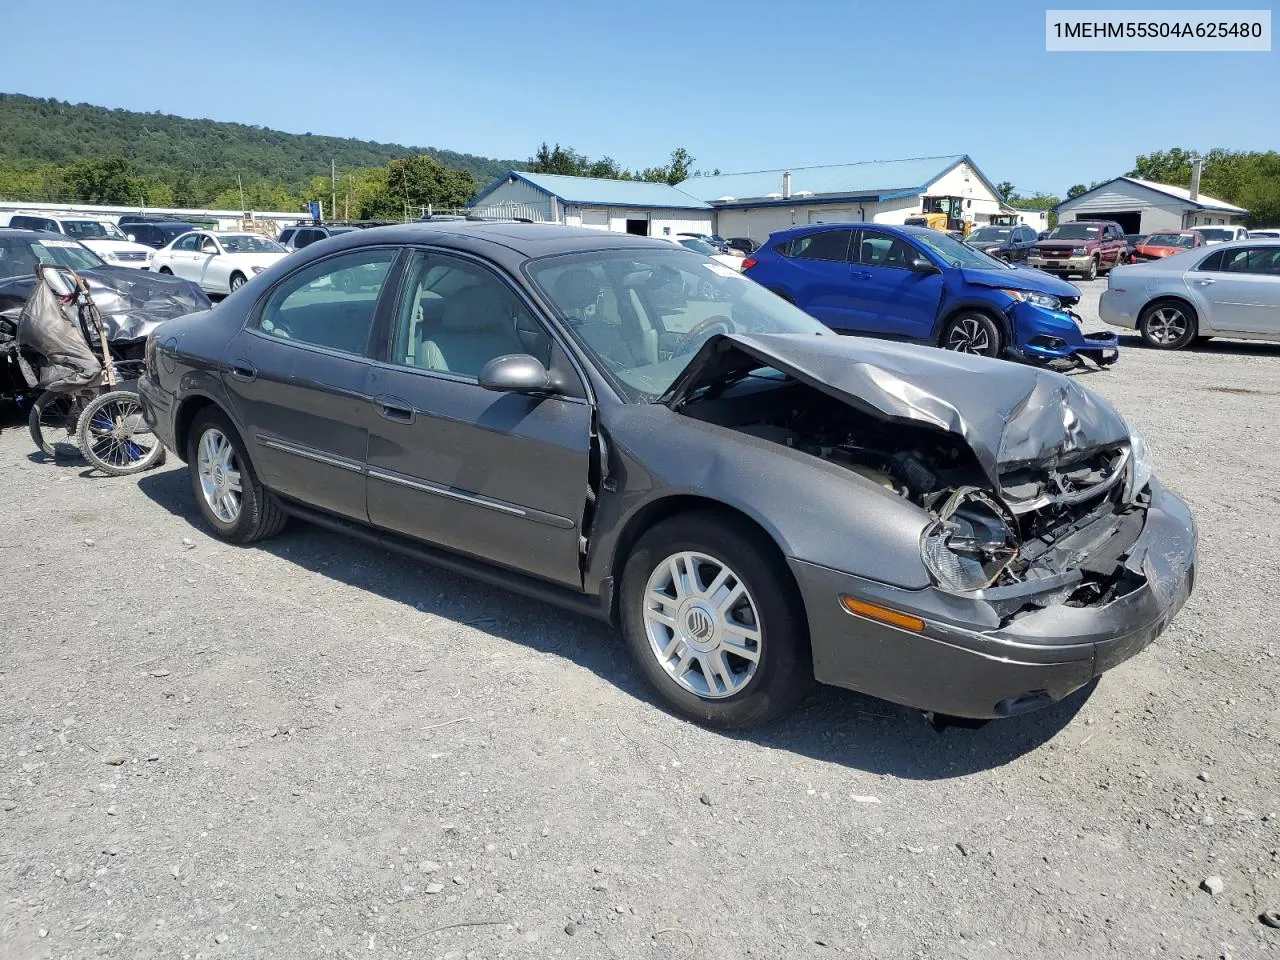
317, 221, 688, 258
0, 227, 77, 240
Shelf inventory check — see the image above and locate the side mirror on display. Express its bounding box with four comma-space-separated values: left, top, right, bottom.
909, 255, 940, 275
478, 354, 562, 395
127, 233, 137, 242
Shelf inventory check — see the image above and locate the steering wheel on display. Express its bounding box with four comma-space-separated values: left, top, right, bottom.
673, 314, 733, 354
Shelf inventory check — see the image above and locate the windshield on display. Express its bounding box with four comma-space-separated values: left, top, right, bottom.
0, 236, 104, 277
218, 235, 284, 253
1146, 233, 1194, 248
911, 231, 1008, 270
967, 227, 1012, 241
1197, 228, 1234, 242
63, 220, 129, 241
678, 238, 720, 256
528, 247, 831, 402
1048, 224, 1101, 240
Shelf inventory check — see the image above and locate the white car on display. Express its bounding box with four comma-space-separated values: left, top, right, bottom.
671, 236, 744, 271
1099, 239, 1280, 349
1196, 225, 1250, 245
152, 231, 288, 294
1247, 228, 1280, 239
6, 213, 155, 269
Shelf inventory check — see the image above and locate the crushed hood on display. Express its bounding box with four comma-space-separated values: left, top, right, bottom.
959, 265, 1079, 299
661, 333, 1131, 491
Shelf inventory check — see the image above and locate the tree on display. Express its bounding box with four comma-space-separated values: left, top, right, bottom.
1066, 184, 1089, 200
529, 142, 590, 176
1128, 147, 1280, 226
385, 155, 477, 215
995, 180, 1015, 201
59, 156, 143, 204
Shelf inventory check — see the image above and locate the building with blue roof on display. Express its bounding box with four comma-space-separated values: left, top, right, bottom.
468, 170, 715, 239
468, 154, 1007, 243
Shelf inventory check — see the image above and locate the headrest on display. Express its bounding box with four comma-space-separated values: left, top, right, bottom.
553, 268, 599, 312
441, 284, 506, 333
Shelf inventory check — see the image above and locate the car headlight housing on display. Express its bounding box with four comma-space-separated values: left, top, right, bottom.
921, 488, 1020, 593
1000, 288, 1062, 311
1126, 423, 1153, 502
1071, 246, 1088, 255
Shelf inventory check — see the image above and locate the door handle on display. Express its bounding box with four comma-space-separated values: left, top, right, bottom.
229, 361, 257, 382
1195, 278, 1216, 285
850, 270, 872, 280
375, 395, 415, 424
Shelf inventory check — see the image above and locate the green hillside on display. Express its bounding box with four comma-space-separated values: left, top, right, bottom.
0, 93, 517, 190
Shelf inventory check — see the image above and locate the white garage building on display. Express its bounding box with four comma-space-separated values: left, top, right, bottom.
467, 171, 713, 237
675, 154, 1005, 242
1054, 177, 1248, 234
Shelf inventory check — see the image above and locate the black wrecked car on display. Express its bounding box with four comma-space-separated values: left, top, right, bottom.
137, 223, 1197, 729
0, 229, 212, 402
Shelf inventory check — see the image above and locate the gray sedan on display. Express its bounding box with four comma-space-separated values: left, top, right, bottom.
1100, 239, 1280, 349
137, 223, 1196, 729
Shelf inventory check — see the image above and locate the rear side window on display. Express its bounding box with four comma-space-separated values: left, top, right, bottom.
278, 228, 295, 245
1196, 250, 1226, 272
257, 248, 397, 355
786, 229, 853, 262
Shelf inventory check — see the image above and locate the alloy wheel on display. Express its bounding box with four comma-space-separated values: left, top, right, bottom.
642, 551, 762, 699
946, 318, 991, 355
197, 428, 243, 523
1145, 306, 1189, 345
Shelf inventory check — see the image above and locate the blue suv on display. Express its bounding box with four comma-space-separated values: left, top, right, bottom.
742, 223, 1119, 366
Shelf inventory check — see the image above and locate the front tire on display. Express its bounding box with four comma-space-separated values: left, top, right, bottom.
158, 267, 173, 275
229, 272, 247, 292
1139, 300, 1197, 349
186, 408, 287, 543
77, 390, 167, 476
620, 511, 811, 729
28, 391, 84, 458
941, 312, 1003, 358
1084, 257, 1098, 281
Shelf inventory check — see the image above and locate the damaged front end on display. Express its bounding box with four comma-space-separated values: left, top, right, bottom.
662, 333, 1196, 716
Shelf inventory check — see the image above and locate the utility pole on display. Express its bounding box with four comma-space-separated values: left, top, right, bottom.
330, 159, 337, 224
344, 173, 350, 221
237, 174, 246, 212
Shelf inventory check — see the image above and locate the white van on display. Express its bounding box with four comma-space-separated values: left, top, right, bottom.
5, 213, 155, 268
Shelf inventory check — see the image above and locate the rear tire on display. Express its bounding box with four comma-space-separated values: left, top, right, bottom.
620, 511, 812, 729
940, 311, 1003, 358
1138, 300, 1197, 350
28, 391, 84, 458
186, 408, 287, 543
158, 267, 173, 275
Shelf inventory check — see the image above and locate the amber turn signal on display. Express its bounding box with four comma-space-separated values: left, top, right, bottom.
840, 596, 926, 633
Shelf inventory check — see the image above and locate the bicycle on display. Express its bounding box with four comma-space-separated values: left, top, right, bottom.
19, 265, 166, 475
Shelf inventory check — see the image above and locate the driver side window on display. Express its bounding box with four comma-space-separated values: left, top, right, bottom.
174, 234, 198, 251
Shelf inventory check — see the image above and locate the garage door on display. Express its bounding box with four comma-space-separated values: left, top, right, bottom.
1083, 210, 1142, 234
580, 208, 609, 230
809, 208, 854, 224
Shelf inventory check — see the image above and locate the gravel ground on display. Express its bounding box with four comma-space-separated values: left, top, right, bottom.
2, 281, 1279, 960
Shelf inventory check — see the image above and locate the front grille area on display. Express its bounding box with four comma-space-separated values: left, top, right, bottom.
115, 251, 149, 262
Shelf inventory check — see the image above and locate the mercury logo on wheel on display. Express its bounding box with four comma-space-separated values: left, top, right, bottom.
685, 608, 715, 642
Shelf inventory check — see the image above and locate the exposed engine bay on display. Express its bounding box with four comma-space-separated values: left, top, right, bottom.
681, 374, 1148, 613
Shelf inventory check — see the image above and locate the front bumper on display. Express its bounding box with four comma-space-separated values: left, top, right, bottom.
1008, 301, 1119, 365
1028, 254, 1092, 273
789, 479, 1196, 719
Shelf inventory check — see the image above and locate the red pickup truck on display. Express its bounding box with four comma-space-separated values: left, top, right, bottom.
1027, 220, 1128, 280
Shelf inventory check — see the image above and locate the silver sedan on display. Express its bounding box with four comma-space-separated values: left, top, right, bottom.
1099, 239, 1280, 349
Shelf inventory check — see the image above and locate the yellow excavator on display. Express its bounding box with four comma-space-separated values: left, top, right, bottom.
904, 196, 971, 236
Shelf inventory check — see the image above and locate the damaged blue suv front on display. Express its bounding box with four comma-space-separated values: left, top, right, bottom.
742, 223, 1120, 368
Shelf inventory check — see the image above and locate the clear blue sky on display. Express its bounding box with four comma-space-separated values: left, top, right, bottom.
1, 0, 1275, 196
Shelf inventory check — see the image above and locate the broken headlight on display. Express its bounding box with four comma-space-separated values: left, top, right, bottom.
921, 488, 1020, 593
1000, 288, 1062, 311
1126, 424, 1153, 502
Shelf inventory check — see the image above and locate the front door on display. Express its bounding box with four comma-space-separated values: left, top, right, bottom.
1194, 246, 1280, 334
847, 229, 944, 339
167, 233, 204, 282
365, 250, 592, 587
222, 247, 401, 520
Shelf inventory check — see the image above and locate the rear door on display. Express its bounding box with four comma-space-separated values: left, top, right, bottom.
1192, 246, 1280, 334
222, 246, 401, 519
777, 229, 860, 330
365, 249, 592, 587
166, 233, 204, 282
846, 229, 944, 339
